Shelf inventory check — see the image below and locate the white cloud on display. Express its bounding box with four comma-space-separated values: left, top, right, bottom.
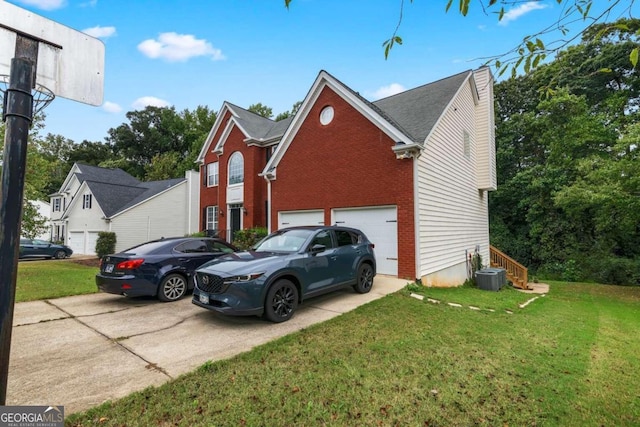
371, 83, 406, 100
80, 0, 98, 7
102, 101, 121, 113
499, 2, 548, 25
137, 32, 225, 62
82, 26, 116, 39
15, 0, 66, 10
132, 96, 171, 110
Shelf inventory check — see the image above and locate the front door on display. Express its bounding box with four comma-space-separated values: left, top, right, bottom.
229, 205, 242, 242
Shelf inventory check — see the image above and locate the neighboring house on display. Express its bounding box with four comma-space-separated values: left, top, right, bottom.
197, 68, 496, 285
50, 163, 200, 255
23, 199, 51, 241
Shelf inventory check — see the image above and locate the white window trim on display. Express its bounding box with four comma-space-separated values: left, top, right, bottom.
206, 205, 218, 231
463, 130, 471, 159
207, 162, 219, 187
228, 152, 244, 186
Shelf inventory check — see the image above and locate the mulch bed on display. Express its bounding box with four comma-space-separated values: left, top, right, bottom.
71, 258, 101, 268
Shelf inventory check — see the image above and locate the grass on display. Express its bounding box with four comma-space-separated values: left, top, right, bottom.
16, 260, 98, 302
64, 281, 640, 426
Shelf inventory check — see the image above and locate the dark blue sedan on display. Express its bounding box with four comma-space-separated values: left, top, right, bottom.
96, 237, 237, 302
192, 226, 376, 322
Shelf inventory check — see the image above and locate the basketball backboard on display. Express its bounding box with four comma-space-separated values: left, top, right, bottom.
0, 0, 104, 106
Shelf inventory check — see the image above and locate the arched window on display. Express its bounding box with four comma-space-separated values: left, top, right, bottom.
228, 152, 244, 185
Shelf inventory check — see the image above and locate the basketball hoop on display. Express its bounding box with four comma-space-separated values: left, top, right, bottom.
0, 74, 55, 121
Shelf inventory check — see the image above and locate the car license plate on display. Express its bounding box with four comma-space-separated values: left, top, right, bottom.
105, 264, 114, 273
199, 294, 209, 304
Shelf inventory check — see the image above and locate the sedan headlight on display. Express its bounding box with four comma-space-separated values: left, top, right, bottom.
223, 272, 264, 284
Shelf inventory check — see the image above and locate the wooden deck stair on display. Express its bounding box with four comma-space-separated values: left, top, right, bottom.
489, 245, 530, 290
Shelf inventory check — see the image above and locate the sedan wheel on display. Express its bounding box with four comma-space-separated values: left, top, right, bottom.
354, 263, 374, 294
158, 274, 187, 302
264, 279, 298, 323
54, 250, 67, 259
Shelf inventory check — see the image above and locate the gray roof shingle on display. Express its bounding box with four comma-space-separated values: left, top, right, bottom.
372, 70, 472, 143
227, 103, 293, 141
75, 163, 141, 187
71, 164, 185, 218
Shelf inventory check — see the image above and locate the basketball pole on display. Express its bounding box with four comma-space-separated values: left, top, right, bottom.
0, 36, 38, 405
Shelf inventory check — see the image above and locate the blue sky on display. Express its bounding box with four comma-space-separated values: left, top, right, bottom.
2, 0, 636, 143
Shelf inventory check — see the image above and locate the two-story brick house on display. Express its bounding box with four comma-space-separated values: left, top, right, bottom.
197, 68, 496, 285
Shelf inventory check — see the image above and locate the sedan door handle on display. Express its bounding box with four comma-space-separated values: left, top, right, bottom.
330, 256, 338, 261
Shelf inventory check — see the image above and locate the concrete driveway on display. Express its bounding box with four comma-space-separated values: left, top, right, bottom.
7, 276, 407, 414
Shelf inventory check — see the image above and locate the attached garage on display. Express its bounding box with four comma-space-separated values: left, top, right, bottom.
278, 210, 324, 229
332, 206, 398, 276
68, 231, 84, 254
85, 232, 99, 256
68, 231, 99, 255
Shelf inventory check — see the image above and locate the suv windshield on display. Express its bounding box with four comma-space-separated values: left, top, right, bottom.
254, 229, 314, 253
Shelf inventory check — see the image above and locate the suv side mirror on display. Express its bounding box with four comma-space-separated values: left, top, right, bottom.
310, 244, 326, 255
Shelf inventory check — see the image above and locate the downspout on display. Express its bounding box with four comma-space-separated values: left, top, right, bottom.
266, 179, 272, 233
413, 154, 421, 283
187, 171, 192, 233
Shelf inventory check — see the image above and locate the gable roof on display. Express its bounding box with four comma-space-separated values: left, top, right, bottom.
107, 178, 185, 217
75, 163, 141, 187
372, 70, 473, 143
59, 163, 186, 219
195, 103, 294, 164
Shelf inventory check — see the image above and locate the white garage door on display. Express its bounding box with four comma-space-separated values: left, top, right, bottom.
333, 206, 398, 276
68, 232, 84, 254
85, 232, 99, 256
278, 210, 324, 229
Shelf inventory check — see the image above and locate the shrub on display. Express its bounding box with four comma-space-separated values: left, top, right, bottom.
95, 232, 116, 259
187, 231, 207, 237
587, 256, 640, 286
232, 227, 268, 250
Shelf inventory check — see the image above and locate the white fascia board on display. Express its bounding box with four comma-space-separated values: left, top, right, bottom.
62, 182, 106, 220
57, 163, 82, 194
212, 117, 251, 155
262, 71, 412, 179
109, 180, 186, 220
195, 103, 238, 164
469, 73, 480, 106
421, 71, 473, 145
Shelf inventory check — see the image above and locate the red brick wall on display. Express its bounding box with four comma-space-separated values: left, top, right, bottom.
200, 110, 269, 232
271, 86, 416, 278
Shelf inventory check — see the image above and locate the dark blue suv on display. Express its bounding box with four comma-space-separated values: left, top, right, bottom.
192, 226, 376, 322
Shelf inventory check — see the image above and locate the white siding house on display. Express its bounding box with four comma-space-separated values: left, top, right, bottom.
50, 164, 200, 256
416, 68, 494, 285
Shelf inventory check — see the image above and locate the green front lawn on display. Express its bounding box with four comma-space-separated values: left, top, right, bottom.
16, 260, 98, 302
66, 281, 640, 426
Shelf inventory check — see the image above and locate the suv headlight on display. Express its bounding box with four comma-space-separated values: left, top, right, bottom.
223, 272, 264, 284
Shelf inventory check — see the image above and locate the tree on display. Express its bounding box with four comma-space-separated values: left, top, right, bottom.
1, 116, 55, 240
106, 105, 216, 180
285, 0, 638, 73
67, 140, 115, 167
20, 201, 48, 239
275, 101, 303, 121
490, 20, 640, 284
247, 103, 273, 119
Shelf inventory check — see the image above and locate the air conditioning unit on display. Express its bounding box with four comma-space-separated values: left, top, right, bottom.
475, 268, 507, 291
